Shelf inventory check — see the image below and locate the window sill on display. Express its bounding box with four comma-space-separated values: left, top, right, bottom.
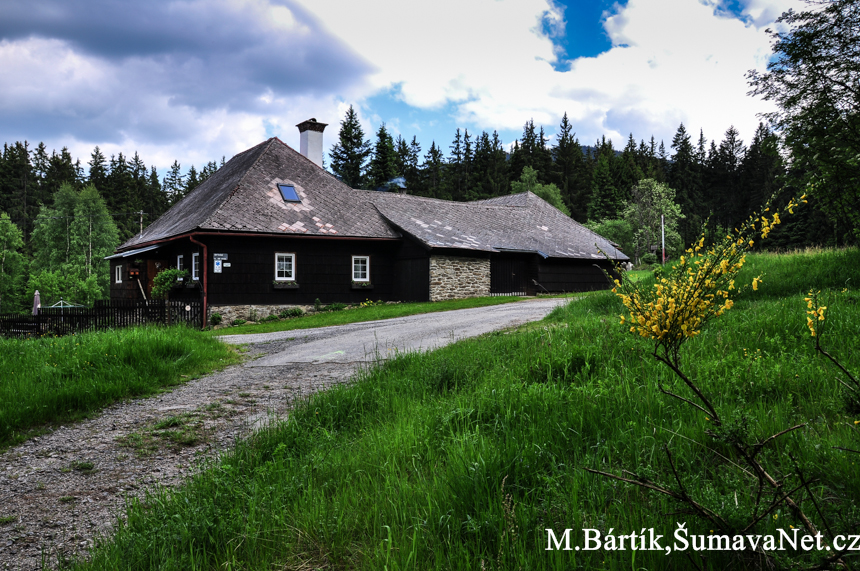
273, 282, 299, 289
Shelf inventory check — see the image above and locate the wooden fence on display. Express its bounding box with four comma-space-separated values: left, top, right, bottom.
0, 299, 204, 338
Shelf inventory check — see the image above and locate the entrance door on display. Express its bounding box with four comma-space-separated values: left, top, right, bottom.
146, 260, 170, 297
491, 256, 528, 295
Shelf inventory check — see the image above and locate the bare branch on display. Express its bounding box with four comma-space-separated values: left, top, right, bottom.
752, 424, 807, 458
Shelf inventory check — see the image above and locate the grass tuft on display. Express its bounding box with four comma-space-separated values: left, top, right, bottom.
0, 325, 239, 449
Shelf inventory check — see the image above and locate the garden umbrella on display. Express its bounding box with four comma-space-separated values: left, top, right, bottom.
32, 290, 41, 316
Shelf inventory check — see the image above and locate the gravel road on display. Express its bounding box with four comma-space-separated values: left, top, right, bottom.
220, 297, 564, 364
0, 298, 563, 570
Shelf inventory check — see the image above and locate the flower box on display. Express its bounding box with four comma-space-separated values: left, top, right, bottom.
351, 282, 373, 290
273, 281, 299, 289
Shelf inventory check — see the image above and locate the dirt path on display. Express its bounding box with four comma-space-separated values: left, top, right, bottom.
0, 348, 357, 571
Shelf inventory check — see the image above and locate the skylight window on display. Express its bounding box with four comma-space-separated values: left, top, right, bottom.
278, 184, 301, 202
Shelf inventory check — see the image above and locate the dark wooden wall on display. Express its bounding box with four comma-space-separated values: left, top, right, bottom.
109, 259, 140, 300
393, 236, 430, 302
110, 235, 617, 304
197, 235, 403, 305
535, 258, 615, 292
110, 234, 437, 305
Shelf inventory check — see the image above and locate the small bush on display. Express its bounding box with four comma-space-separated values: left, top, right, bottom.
231, 319, 246, 326
640, 252, 658, 266
314, 298, 322, 312
209, 313, 222, 326
261, 314, 280, 323
279, 307, 304, 319
326, 302, 347, 312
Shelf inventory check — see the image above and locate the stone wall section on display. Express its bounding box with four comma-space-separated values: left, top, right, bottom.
429, 255, 490, 301
209, 304, 313, 325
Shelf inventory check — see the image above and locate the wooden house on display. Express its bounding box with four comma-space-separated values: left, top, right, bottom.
108, 120, 628, 322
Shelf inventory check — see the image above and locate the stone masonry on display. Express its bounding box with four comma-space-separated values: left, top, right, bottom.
429, 255, 490, 301
209, 304, 313, 325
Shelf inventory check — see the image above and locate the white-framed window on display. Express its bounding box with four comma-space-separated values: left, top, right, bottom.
352, 255, 370, 282
115, 264, 123, 284
275, 253, 295, 281
192, 252, 200, 281
177, 255, 184, 280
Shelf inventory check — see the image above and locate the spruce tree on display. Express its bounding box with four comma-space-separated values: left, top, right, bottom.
0, 211, 24, 312
708, 126, 746, 231
616, 134, 644, 202
445, 128, 465, 200
185, 165, 201, 194
405, 137, 422, 194
421, 142, 445, 198
368, 123, 398, 190
588, 152, 620, 221
551, 113, 588, 219
669, 123, 703, 246
106, 153, 134, 238
87, 146, 108, 193
163, 161, 185, 205
45, 148, 79, 195
329, 105, 370, 188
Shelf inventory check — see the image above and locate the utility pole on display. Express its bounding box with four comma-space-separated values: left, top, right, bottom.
139, 210, 144, 236
661, 214, 666, 265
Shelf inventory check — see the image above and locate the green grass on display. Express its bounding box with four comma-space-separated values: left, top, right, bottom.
214, 295, 528, 335
66, 249, 860, 570
0, 325, 239, 449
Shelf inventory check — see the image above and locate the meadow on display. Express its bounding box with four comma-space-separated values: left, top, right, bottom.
58, 248, 860, 570
0, 326, 239, 448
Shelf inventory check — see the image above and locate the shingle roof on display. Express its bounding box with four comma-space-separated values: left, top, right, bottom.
120, 138, 398, 248
369, 192, 627, 260
118, 138, 627, 261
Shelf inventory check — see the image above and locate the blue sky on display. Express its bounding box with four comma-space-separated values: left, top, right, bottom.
0, 0, 801, 176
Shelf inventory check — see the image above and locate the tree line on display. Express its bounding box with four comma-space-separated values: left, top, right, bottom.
0, 143, 221, 312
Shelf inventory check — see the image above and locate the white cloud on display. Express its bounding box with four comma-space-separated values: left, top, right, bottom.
0, 0, 371, 171
295, 0, 804, 146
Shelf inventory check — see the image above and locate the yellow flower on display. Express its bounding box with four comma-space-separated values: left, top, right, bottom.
752, 277, 761, 291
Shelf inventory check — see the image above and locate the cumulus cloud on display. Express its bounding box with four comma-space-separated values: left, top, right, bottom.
0, 0, 373, 168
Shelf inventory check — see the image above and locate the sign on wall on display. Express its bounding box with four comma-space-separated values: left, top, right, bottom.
213, 253, 228, 274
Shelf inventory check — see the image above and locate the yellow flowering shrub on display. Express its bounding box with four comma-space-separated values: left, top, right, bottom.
804, 289, 826, 337
612, 195, 804, 364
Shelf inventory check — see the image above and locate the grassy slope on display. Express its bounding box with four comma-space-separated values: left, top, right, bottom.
0, 326, 239, 448
213, 296, 528, 335
72, 249, 860, 571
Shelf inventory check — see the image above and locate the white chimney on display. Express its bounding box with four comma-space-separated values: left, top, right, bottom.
296, 118, 328, 167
